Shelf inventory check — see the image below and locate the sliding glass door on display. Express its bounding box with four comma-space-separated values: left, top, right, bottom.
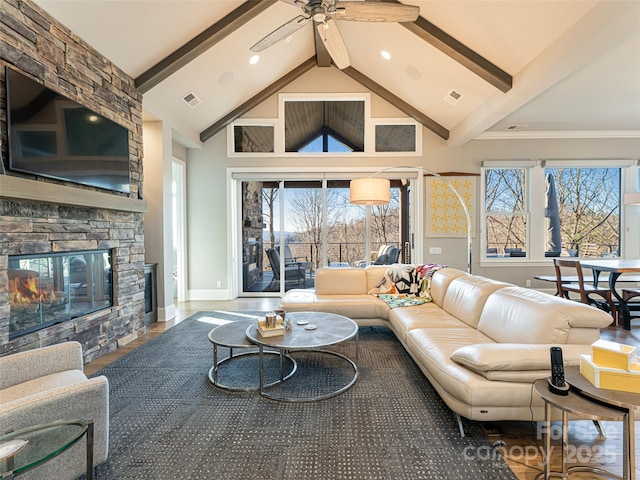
237, 173, 411, 296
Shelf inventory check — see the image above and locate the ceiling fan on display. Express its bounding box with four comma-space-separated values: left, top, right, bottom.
250, 0, 420, 70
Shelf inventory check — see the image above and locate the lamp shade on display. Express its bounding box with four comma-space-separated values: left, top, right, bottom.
349, 178, 391, 205
624, 192, 640, 205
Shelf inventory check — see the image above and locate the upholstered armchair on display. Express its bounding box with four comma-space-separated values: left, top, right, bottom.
0, 341, 109, 479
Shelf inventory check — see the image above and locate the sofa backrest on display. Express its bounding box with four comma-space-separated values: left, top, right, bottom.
476, 286, 613, 344
429, 268, 466, 306
441, 275, 512, 328
364, 265, 388, 291
315, 267, 368, 295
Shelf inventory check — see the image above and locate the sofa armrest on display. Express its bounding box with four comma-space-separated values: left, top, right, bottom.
450, 343, 592, 373
0, 342, 83, 390
0, 375, 110, 464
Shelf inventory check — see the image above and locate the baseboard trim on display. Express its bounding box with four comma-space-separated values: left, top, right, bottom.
188, 289, 231, 301
158, 304, 176, 322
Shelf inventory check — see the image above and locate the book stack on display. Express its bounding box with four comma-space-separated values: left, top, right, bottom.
580, 339, 640, 393
257, 315, 285, 338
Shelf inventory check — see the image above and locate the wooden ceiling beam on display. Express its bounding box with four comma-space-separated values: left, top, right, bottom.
342, 66, 449, 140
200, 57, 317, 142
135, 1, 277, 93
314, 26, 332, 67
402, 16, 512, 93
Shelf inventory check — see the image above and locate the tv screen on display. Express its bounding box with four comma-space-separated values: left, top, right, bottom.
5, 66, 131, 193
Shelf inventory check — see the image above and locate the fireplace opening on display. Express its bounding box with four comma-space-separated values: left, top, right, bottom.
8, 250, 113, 339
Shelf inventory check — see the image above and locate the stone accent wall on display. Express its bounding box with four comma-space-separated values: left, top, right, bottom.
0, 0, 146, 361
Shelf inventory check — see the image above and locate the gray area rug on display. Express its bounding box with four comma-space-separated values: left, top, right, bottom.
92, 311, 518, 479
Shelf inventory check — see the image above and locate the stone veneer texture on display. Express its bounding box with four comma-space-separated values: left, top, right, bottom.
0, 0, 146, 361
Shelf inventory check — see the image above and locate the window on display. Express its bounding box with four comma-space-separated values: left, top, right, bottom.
484, 168, 528, 258
544, 167, 620, 257
482, 162, 626, 261
233, 125, 274, 153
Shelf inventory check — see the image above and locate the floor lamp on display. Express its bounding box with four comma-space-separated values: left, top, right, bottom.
349, 167, 472, 273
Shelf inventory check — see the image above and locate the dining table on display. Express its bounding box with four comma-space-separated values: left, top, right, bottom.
579, 259, 640, 330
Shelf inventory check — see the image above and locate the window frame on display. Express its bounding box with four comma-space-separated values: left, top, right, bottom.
226, 93, 422, 157
481, 159, 637, 264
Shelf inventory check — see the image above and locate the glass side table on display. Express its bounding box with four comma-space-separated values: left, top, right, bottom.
0, 419, 93, 480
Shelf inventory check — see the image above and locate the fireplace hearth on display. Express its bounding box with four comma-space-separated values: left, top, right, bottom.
8, 250, 113, 339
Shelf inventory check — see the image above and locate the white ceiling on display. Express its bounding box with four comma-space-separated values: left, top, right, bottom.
33, 0, 640, 147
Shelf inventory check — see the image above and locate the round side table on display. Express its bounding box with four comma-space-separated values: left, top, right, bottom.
533, 378, 628, 480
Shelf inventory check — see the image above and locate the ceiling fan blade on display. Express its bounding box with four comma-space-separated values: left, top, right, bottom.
278, 0, 309, 6
334, 2, 420, 22
316, 19, 350, 69
251, 15, 312, 52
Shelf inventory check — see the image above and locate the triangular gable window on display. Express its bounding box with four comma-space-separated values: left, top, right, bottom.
300, 132, 353, 153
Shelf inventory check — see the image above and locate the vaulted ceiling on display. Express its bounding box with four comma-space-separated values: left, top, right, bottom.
33, 0, 640, 147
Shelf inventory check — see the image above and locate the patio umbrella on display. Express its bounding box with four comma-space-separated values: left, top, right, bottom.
545, 173, 562, 255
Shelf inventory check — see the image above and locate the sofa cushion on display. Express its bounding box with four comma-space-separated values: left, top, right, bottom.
450, 343, 592, 372
313, 295, 389, 320
389, 304, 469, 343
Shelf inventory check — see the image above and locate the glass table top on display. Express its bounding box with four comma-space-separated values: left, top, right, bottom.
0, 419, 88, 477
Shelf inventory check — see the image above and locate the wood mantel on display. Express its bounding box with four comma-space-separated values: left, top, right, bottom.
0, 176, 148, 213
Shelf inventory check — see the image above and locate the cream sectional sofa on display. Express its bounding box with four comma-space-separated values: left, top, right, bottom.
280, 265, 613, 435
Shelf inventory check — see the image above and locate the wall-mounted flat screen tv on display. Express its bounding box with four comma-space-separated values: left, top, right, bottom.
5, 66, 131, 193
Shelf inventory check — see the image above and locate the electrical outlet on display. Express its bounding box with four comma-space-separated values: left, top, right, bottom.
429, 247, 442, 255
525, 279, 531, 287
216, 280, 222, 288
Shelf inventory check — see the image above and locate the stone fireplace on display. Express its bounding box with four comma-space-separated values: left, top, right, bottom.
1, 0, 147, 361
8, 249, 113, 339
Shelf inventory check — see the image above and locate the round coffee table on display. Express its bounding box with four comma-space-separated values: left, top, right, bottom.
208, 319, 296, 391
245, 311, 359, 402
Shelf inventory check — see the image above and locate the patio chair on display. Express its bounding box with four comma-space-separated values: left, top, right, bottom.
553, 258, 617, 323
374, 245, 400, 265
277, 244, 313, 276
265, 248, 306, 286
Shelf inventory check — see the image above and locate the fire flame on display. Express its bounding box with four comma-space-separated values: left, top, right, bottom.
9, 275, 57, 306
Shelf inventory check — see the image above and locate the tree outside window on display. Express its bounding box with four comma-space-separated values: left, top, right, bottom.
545, 167, 620, 257
484, 168, 528, 257
483, 166, 621, 260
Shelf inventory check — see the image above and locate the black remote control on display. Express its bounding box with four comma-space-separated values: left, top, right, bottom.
548, 347, 569, 395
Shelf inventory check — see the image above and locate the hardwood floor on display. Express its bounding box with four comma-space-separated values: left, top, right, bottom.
84, 299, 640, 480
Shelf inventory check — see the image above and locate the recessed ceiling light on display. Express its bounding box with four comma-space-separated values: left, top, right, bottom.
249, 55, 260, 65
87, 114, 99, 122
218, 72, 235, 86
380, 50, 391, 60
405, 66, 421, 80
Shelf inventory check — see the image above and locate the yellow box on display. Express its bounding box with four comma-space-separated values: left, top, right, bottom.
591, 339, 637, 371
580, 354, 640, 393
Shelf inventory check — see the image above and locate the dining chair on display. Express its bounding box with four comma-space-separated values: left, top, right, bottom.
553, 258, 617, 324
622, 288, 640, 321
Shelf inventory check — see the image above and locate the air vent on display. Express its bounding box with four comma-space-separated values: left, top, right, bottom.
444, 89, 462, 105
182, 92, 201, 109
505, 124, 528, 131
